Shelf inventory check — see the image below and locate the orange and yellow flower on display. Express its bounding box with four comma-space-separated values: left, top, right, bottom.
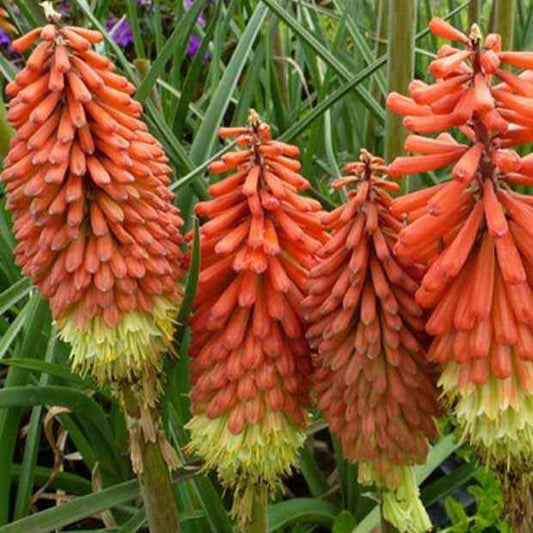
387, 17, 533, 522
306, 151, 441, 533
187, 112, 326, 527
2, 11, 186, 405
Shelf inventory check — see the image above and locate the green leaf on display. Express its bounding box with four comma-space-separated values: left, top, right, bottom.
0, 358, 92, 388
260, 0, 384, 122
175, 217, 200, 348
414, 434, 463, 485
298, 445, 332, 499
11, 465, 92, 496
0, 56, 15, 85
332, 510, 358, 533
0, 294, 40, 360
11, 0, 45, 27
169, 140, 237, 192
13, 334, 55, 520
135, 0, 207, 102
0, 386, 123, 481
422, 462, 479, 507
172, 0, 223, 134
189, 4, 268, 165
280, 57, 385, 143
268, 499, 339, 531
0, 278, 31, 316
117, 509, 147, 533
0, 480, 138, 533
125, 0, 146, 59
0, 295, 48, 524
444, 496, 470, 527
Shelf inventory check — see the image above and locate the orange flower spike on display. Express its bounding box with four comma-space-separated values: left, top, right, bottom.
1, 6, 187, 409
306, 150, 440, 533
429, 50, 472, 78
495, 69, 533, 98
403, 113, 457, 134
388, 19, 533, 525
410, 74, 469, 105
187, 110, 326, 529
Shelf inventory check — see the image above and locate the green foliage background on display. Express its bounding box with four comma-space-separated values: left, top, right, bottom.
0, 1, 531, 532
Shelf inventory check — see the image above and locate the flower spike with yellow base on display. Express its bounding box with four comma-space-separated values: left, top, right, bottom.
2, 3, 187, 469
305, 150, 441, 533
388, 17, 533, 531
187, 111, 327, 529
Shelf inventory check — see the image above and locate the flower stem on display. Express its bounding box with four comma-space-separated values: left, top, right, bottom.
138, 438, 180, 533
248, 494, 268, 533
492, 0, 515, 50
121, 391, 180, 533
384, 0, 416, 193
364, 0, 388, 152
468, 0, 481, 25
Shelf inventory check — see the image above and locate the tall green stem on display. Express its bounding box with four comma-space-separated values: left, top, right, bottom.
248, 494, 268, 533
122, 392, 180, 533
138, 438, 180, 533
364, 0, 389, 152
384, 0, 416, 193
492, 0, 515, 50
468, 0, 481, 25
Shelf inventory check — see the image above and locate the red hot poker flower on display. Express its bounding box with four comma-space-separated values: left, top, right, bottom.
2, 14, 186, 406
186, 111, 326, 528
388, 19, 533, 527
305, 151, 441, 533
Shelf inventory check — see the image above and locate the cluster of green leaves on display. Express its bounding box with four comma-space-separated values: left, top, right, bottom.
0, 1, 531, 532
443, 470, 512, 533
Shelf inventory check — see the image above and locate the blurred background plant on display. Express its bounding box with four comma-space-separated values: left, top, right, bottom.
0, 0, 531, 532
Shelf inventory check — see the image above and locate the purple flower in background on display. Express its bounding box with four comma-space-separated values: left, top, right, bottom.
184, 0, 209, 60
105, 17, 134, 48
187, 34, 201, 57
185, 0, 206, 27
0, 28, 19, 58
57, 0, 72, 18
0, 29, 10, 46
